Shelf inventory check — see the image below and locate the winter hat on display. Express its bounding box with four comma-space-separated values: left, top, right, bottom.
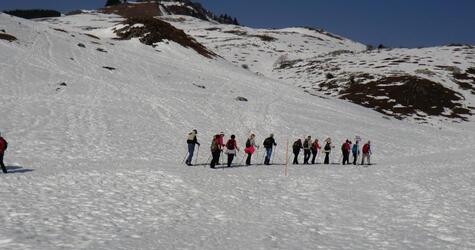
231, 135, 236, 139
193, 129, 198, 134
270, 133, 274, 137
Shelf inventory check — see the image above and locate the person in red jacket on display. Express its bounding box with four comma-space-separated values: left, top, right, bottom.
0, 133, 8, 173
311, 139, 321, 164
361, 141, 372, 165
341, 140, 351, 165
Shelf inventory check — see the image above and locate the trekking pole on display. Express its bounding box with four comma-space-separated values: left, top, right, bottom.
256, 148, 260, 165
271, 145, 277, 165
239, 152, 246, 165
181, 151, 188, 165
194, 145, 200, 165
206, 154, 212, 168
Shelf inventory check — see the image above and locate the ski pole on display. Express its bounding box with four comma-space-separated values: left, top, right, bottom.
256, 147, 260, 164
194, 145, 200, 165
181, 151, 188, 165
270, 146, 277, 165
206, 154, 212, 168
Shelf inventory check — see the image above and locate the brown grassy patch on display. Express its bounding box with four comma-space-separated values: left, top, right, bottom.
249, 34, 277, 42
115, 17, 216, 59
0, 33, 17, 42
100, 3, 160, 18
224, 30, 248, 36
84, 33, 100, 40
53, 28, 68, 33
338, 75, 471, 120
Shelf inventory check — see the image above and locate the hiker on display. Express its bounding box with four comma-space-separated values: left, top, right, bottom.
216, 132, 225, 164
225, 135, 239, 167
210, 134, 223, 169
303, 136, 312, 164
361, 141, 372, 165
341, 140, 351, 165
352, 140, 360, 165
263, 134, 277, 165
292, 139, 303, 164
244, 134, 259, 165
311, 139, 321, 164
185, 129, 200, 166
323, 138, 333, 164
0, 132, 7, 173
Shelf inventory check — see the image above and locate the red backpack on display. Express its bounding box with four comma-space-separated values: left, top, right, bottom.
362, 144, 369, 154
0, 137, 8, 153
226, 139, 236, 150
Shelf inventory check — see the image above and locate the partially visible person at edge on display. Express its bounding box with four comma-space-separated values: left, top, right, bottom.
0, 132, 8, 174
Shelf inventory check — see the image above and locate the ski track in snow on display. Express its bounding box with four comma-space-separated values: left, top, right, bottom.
0, 12, 475, 249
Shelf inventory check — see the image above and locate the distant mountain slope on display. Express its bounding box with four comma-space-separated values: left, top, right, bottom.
164, 15, 474, 123
272, 46, 475, 123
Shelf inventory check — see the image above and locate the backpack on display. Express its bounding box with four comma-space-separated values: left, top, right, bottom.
292, 141, 300, 150
312, 142, 319, 151
362, 144, 369, 154
226, 140, 235, 150
246, 139, 251, 148
324, 143, 331, 151
263, 138, 272, 148
352, 144, 358, 154
210, 137, 219, 152
0, 137, 7, 152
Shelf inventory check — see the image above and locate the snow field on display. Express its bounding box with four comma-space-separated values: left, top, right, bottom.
0, 12, 474, 249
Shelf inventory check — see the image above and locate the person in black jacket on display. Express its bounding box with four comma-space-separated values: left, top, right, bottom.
186, 129, 200, 166
263, 134, 277, 165
292, 139, 303, 165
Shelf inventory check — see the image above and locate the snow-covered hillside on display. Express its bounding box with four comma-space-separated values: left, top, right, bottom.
162, 14, 474, 123
1, 9, 475, 250
165, 15, 365, 75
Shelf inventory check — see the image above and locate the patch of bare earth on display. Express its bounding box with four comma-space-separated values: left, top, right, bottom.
114, 17, 216, 58
453, 68, 475, 94
337, 75, 471, 121
100, 3, 161, 18
0, 33, 17, 42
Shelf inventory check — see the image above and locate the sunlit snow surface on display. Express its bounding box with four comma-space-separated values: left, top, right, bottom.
0, 13, 474, 249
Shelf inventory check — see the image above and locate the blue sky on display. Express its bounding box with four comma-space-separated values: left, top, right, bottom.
1, 0, 474, 48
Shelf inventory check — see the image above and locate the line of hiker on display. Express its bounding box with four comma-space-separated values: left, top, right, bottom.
186, 130, 277, 168
292, 136, 372, 166
185, 130, 372, 168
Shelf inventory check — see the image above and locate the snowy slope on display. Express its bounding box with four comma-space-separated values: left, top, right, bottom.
1, 12, 475, 250
162, 15, 475, 123
163, 15, 365, 75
